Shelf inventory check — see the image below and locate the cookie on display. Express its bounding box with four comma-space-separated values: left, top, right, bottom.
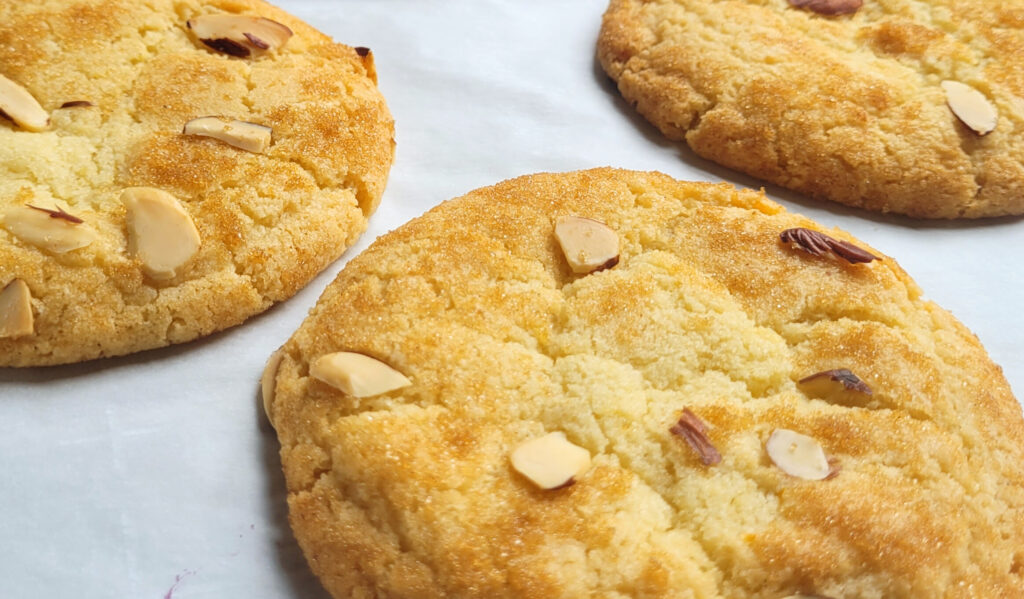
598, 0, 1024, 219
266, 168, 1024, 598
0, 0, 393, 366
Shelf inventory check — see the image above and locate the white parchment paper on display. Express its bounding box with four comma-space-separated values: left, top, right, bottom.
1, 2, 1021, 597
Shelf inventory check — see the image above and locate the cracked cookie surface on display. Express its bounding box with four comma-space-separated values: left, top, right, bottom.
598, 0, 1024, 219
269, 168, 1024, 598
0, 0, 393, 366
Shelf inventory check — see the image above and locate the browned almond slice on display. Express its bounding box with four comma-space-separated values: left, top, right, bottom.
122, 187, 202, 280
354, 46, 377, 83
788, 0, 862, 15
186, 14, 293, 58
261, 348, 285, 428
2, 203, 96, 253
554, 215, 620, 274
797, 368, 872, 405
510, 432, 592, 490
766, 429, 832, 480
0, 73, 49, 131
0, 278, 34, 338
183, 116, 272, 153
779, 227, 879, 264
669, 408, 722, 466
310, 352, 411, 397
942, 80, 998, 135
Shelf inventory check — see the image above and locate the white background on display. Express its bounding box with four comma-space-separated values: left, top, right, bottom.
1, 2, 1021, 597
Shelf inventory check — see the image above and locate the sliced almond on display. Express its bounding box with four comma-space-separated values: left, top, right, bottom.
354, 46, 377, 83
797, 368, 872, 406
766, 429, 832, 480
511, 432, 592, 490
0, 73, 49, 131
2, 203, 96, 253
942, 80, 997, 135
788, 0, 862, 15
261, 348, 285, 428
0, 279, 33, 338
779, 228, 878, 264
311, 352, 411, 398
187, 14, 293, 58
122, 187, 201, 280
554, 215, 620, 274
183, 116, 272, 153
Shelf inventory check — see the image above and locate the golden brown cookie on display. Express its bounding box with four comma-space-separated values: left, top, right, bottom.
267, 168, 1024, 598
598, 0, 1024, 219
0, 0, 393, 366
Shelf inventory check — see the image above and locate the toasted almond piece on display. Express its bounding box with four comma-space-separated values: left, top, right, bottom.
354, 46, 377, 83
510, 432, 592, 490
186, 14, 293, 58
261, 348, 285, 428
2, 203, 96, 253
797, 368, 872, 405
942, 80, 997, 135
788, 0, 862, 15
669, 408, 722, 466
766, 429, 832, 480
0, 73, 49, 131
0, 279, 33, 338
554, 215, 620, 274
122, 187, 202, 280
183, 116, 272, 153
311, 352, 411, 397
779, 227, 879, 264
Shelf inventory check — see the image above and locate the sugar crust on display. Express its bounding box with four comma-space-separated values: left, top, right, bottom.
0, 0, 394, 366
271, 168, 1024, 598
598, 0, 1024, 219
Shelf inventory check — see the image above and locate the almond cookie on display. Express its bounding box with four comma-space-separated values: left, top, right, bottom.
266, 168, 1024, 598
598, 0, 1024, 219
0, 0, 393, 366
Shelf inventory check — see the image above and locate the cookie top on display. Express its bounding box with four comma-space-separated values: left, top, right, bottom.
0, 0, 393, 366
267, 168, 1024, 598
598, 0, 1024, 219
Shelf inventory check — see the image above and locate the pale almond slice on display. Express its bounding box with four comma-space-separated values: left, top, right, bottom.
942, 80, 998, 135
766, 428, 831, 480
310, 352, 411, 397
510, 432, 592, 490
187, 14, 293, 58
122, 187, 202, 280
2, 203, 96, 253
554, 215, 620, 274
0, 279, 34, 339
183, 116, 272, 153
0, 73, 49, 131
261, 348, 284, 428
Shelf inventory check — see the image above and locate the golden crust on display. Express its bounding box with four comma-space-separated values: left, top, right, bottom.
597, 0, 1024, 219
0, 0, 393, 366
272, 168, 1024, 598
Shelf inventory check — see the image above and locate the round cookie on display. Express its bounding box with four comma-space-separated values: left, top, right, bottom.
267, 168, 1024, 598
598, 0, 1024, 219
0, 0, 393, 366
